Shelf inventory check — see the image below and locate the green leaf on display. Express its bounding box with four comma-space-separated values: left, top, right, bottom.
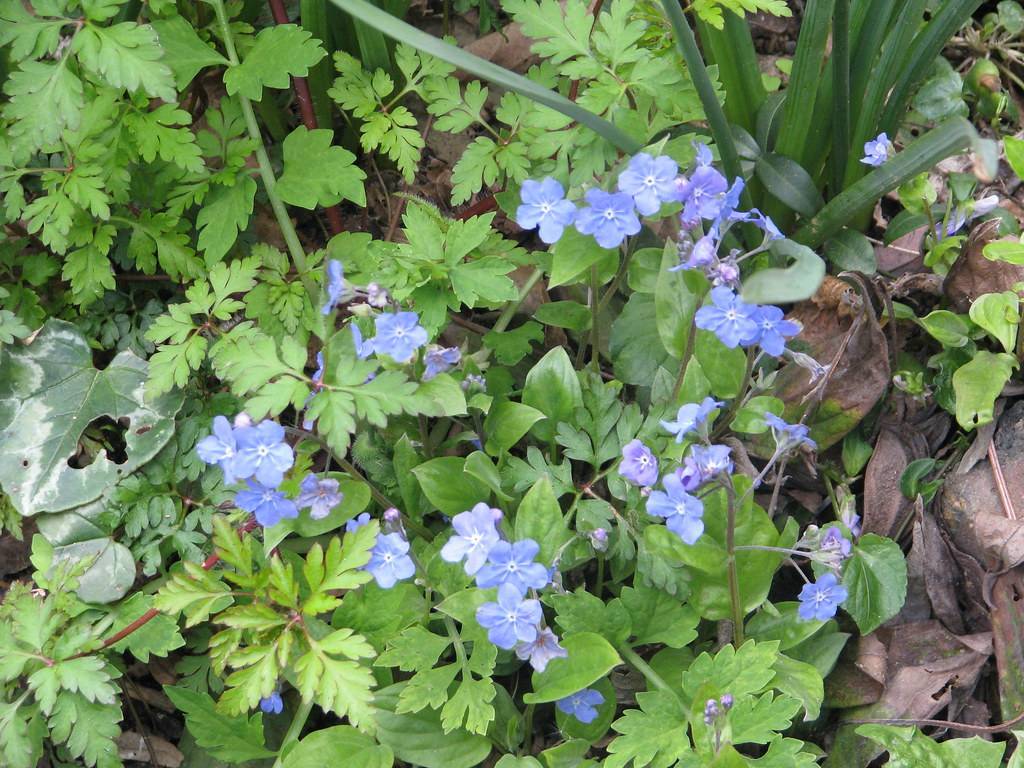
49, 538, 135, 604
825, 229, 877, 274
740, 239, 826, 305
730, 395, 783, 435
952, 350, 1018, 430
152, 16, 229, 89
549, 229, 615, 288
619, 584, 699, 648
107, 593, 185, 661
224, 24, 327, 100
374, 682, 492, 768
842, 533, 908, 634
514, 476, 572, 568
197, 177, 257, 262
1006, 136, 1024, 181
48, 693, 121, 768
857, 724, 1006, 767
264, 476, 371, 550
968, 291, 1019, 353
535, 301, 592, 331
412, 457, 491, 515
919, 309, 971, 348
71, 22, 175, 100
440, 676, 496, 735
0, 697, 44, 768
550, 589, 631, 647
605, 690, 693, 768
483, 321, 544, 365
522, 347, 583, 440
277, 126, 366, 209
745, 603, 826, 651
282, 725, 394, 768
2, 59, 84, 155
523, 632, 621, 704
694, 331, 746, 399
376, 626, 451, 672
0, 320, 183, 516
768, 653, 824, 720
755, 153, 824, 218
610, 293, 673, 386
0, 310, 30, 346
484, 399, 545, 455
982, 239, 1024, 265
164, 686, 275, 763
655, 241, 705, 358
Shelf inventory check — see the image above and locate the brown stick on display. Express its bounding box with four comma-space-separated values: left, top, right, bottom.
845, 708, 1024, 736
989, 441, 1018, 520
266, 0, 346, 237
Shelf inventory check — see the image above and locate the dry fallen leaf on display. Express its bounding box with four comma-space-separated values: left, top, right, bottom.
944, 219, 1024, 313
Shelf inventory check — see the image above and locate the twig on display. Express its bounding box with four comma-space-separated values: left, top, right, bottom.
845, 709, 1024, 735
989, 440, 1017, 520
266, 0, 345, 236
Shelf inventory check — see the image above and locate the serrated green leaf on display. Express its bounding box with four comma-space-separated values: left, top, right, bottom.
277, 126, 366, 209
605, 690, 693, 768
152, 16, 229, 89
225, 24, 326, 100
197, 177, 257, 262
72, 22, 175, 100
164, 685, 275, 763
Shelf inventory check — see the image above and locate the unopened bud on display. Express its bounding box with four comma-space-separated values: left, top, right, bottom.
589, 528, 608, 552
233, 413, 253, 429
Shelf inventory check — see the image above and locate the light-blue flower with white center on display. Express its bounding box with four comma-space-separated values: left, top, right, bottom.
514, 626, 567, 672
233, 421, 294, 488
660, 396, 722, 443
440, 502, 502, 576
296, 474, 343, 520
575, 189, 641, 249
797, 572, 848, 621
695, 287, 761, 349
235, 481, 298, 527
366, 532, 415, 589
516, 177, 578, 244
860, 133, 892, 167
475, 582, 542, 649
617, 153, 679, 216
371, 311, 428, 363
196, 415, 240, 484
476, 539, 549, 594
646, 472, 705, 545
556, 688, 604, 724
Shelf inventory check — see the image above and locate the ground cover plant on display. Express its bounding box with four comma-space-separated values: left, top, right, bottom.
4, 0, 1024, 766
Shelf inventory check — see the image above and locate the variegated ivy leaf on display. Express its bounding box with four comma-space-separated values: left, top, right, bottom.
0, 319, 183, 516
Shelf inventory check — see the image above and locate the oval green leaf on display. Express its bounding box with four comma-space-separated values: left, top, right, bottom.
523, 632, 621, 704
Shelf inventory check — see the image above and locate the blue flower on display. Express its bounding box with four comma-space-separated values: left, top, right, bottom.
860, 133, 892, 167
671, 233, 718, 272
676, 165, 728, 226
196, 415, 240, 484
259, 692, 283, 714
619, 439, 659, 486
367, 532, 415, 589
476, 539, 549, 594
690, 444, 733, 479
797, 572, 848, 621
233, 420, 294, 488
476, 582, 542, 649
617, 153, 679, 216
575, 189, 641, 249
819, 526, 852, 562
516, 177, 578, 244
695, 287, 761, 349
371, 311, 428, 363
749, 305, 800, 357
346, 512, 371, 532
556, 688, 604, 724
301, 353, 326, 431
674, 457, 703, 491
739, 208, 784, 241
515, 626, 568, 672
646, 472, 705, 545
423, 346, 461, 380
660, 396, 722, 443
440, 502, 502, 576
351, 323, 375, 360
321, 259, 345, 315
296, 474, 343, 520
709, 178, 746, 237
763, 412, 816, 452
235, 480, 299, 527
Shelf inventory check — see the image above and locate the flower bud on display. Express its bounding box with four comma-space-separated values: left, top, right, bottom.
366, 282, 389, 307
233, 412, 253, 429
589, 528, 608, 552
720, 693, 733, 710
703, 698, 720, 725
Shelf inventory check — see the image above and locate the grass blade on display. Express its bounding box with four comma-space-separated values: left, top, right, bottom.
879, 0, 985, 132
300, 0, 336, 128
795, 118, 978, 248
696, 12, 765, 134
829, 0, 850, 196
848, 0, 895, 119
775, 0, 835, 167
324, 0, 640, 153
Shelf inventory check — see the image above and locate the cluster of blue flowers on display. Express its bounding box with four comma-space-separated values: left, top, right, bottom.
439, 503, 568, 673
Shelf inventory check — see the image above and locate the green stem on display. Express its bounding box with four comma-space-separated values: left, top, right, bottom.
670, 322, 698, 402
618, 645, 680, 702
589, 265, 601, 372
272, 698, 314, 768
492, 267, 543, 335
831, 0, 851, 197
724, 481, 745, 646
210, 0, 319, 307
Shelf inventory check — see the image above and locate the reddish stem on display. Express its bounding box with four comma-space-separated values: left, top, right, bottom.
456, 195, 499, 220
266, 0, 345, 237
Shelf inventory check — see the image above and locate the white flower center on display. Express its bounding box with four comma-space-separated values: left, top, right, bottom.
638, 456, 649, 467
257, 445, 269, 457
469, 533, 482, 545
604, 209, 616, 220
507, 613, 517, 622
507, 562, 518, 572
725, 310, 738, 321
644, 175, 656, 187
383, 553, 393, 563
675, 503, 688, 516
540, 202, 552, 214
394, 328, 406, 338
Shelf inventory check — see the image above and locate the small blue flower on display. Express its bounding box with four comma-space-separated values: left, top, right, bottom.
351, 323, 375, 360
797, 572, 848, 621
476, 582, 542, 650
841, 508, 862, 538
556, 688, 604, 724
259, 692, 283, 714
646, 472, 705, 545
514, 626, 568, 672
660, 396, 722, 443
739, 208, 784, 241
233, 420, 294, 488
676, 165, 728, 226
296, 474, 343, 520
476, 539, 549, 594
575, 189, 641, 249
440, 502, 502, 576
619, 439, 659, 486
371, 312, 428, 363
709, 177, 746, 237
690, 444, 733, 479
703, 698, 720, 725
516, 177, 578, 244
423, 346, 461, 380
749, 305, 800, 357
763, 412, 816, 452
860, 133, 892, 167
617, 153, 679, 216
235, 480, 299, 527
346, 512, 371, 532
301, 353, 326, 431
367, 532, 415, 589
196, 415, 240, 484
321, 259, 345, 315
671, 233, 718, 272
695, 287, 761, 349
819, 526, 852, 562
674, 457, 703, 492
